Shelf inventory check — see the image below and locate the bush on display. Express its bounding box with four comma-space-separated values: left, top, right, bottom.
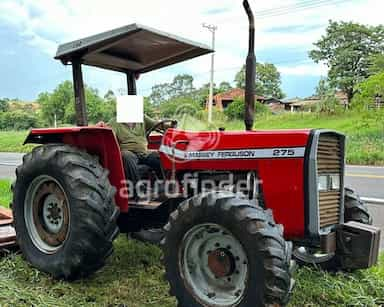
159, 96, 202, 119
352, 72, 384, 109
316, 96, 343, 114
224, 98, 269, 119
0, 111, 41, 130
0, 99, 9, 112
196, 108, 228, 122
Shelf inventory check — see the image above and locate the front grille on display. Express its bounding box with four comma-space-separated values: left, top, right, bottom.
317, 134, 342, 228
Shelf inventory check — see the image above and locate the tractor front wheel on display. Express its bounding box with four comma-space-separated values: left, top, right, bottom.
13, 144, 119, 279
162, 191, 293, 307
344, 187, 372, 225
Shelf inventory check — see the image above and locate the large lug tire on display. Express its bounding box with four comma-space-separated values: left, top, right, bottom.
162, 191, 294, 307
293, 187, 372, 270
344, 187, 372, 225
13, 144, 119, 280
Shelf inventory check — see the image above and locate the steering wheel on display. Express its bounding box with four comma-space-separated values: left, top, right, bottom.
146, 119, 178, 142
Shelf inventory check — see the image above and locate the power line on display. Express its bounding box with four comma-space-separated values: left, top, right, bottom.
255, 0, 332, 15
140, 0, 348, 95
254, 0, 350, 18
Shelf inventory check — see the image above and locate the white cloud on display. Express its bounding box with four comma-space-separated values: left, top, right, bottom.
0, 0, 384, 96
278, 63, 328, 77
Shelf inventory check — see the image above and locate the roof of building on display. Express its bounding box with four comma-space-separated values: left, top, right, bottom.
55, 23, 213, 74
289, 100, 320, 107
212, 88, 265, 101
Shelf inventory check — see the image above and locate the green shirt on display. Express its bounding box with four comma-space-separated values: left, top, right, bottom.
108, 115, 156, 155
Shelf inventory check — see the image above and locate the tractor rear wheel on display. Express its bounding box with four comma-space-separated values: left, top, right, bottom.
13, 144, 119, 279
162, 191, 294, 307
292, 187, 372, 270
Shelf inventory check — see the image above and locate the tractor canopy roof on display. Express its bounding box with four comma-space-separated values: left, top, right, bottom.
55, 23, 213, 74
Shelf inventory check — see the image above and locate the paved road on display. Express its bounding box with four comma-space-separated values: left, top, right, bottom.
345, 165, 384, 199
0, 152, 23, 178
367, 204, 384, 249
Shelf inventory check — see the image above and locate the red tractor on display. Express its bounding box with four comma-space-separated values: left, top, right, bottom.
11, 1, 380, 306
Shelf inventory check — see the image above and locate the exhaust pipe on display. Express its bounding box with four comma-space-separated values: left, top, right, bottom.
243, 0, 256, 131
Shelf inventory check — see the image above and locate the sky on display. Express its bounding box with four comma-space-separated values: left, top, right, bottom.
0, 0, 383, 101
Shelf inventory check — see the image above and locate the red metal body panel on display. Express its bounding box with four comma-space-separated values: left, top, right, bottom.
160, 129, 312, 239
148, 134, 163, 150
24, 127, 313, 239
25, 127, 129, 212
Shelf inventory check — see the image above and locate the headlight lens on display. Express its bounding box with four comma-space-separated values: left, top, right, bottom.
318, 175, 328, 191
330, 174, 340, 190
318, 174, 341, 191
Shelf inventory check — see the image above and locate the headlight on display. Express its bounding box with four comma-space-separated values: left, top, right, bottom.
330, 174, 340, 190
318, 174, 341, 191
318, 175, 328, 191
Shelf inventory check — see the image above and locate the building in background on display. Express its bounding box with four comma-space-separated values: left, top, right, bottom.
206, 88, 286, 112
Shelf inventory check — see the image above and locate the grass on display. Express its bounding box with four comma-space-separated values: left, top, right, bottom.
0, 180, 383, 306
0, 238, 383, 307
0, 130, 35, 153
0, 180, 11, 208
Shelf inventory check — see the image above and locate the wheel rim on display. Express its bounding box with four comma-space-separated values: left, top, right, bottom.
24, 175, 70, 254
179, 223, 248, 306
293, 246, 334, 264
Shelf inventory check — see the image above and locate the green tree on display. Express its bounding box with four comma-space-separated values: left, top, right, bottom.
310, 20, 384, 103
316, 78, 331, 97
0, 110, 40, 130
234, 63, 284, 98
0, 99, 9, 112
369, 54, 384, 75
64, 86, 115, 124
104, 90, 116, 102
144, 98, 156, 118
38, 81, 74, 125
315, 78, 342, 114
149, 74, 195, 105
171, 74, 195, 97
159, 96, 200, 119
352, 72, 384, 108
217, 81, 232, 93
190, 83, 216, 107
224, 98, 269, 120
149, 83, 173, 105
38, 81, 115, 126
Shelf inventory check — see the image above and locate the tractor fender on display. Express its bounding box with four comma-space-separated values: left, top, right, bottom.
24, 127, 128, 212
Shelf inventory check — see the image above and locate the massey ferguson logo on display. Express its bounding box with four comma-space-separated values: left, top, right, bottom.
160, 146, 306, 161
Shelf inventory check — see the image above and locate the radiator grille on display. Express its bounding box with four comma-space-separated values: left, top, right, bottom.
317, 135, 342, 228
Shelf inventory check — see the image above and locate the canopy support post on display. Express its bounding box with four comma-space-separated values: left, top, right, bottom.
72, 58, 88, 126
127, 72, 137, 95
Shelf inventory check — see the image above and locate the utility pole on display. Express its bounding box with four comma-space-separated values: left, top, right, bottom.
202, 23, 217, 123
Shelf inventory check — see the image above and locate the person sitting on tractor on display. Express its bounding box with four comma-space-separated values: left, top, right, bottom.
98, 115, 175, 244
97, 115, 176, 193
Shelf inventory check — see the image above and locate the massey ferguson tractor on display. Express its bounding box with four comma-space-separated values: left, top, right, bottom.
9, 1, 380, 306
